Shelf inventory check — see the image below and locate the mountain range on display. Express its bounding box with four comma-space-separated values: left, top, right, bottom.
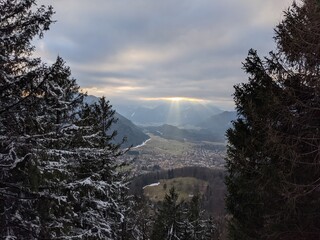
144, 111, 236, 143
116, 102, 223, 126
86, 95, 237, 145
197, 111, 237, 139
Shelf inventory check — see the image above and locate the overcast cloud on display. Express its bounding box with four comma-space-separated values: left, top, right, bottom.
35, 0, 293, 109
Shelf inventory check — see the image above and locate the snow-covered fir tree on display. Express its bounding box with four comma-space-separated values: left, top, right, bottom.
34, 56, 85, 238
63, 96, 130, 239
0, 0, 54, 238
0, 1, 137, 239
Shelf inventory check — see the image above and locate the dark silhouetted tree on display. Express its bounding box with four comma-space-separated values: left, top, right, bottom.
226, 0, 320, 239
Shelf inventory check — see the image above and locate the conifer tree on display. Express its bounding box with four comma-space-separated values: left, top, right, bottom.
0, 1, 54, 238
133, 196, 153, 240
47, 95, 131, 239
226, 0, 320, 239
0, 1, 136, 239
35, 56, 84, 238
181, 194, 216, 240
150, 189, 215, 240
226, 49, 282, 239
151, 187, 184, 240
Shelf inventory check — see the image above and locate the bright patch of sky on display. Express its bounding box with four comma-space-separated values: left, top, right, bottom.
35, 0, 294, 110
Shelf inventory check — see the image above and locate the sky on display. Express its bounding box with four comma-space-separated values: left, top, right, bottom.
35, 0, 293, 110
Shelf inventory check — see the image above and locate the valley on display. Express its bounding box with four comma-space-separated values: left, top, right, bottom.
122, 133, 226, 175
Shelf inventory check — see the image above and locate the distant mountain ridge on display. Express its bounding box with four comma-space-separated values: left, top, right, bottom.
144, 110, 237, 143
84, 96, 149, 148
117, 102, 223, 126
197, 111, 237, 139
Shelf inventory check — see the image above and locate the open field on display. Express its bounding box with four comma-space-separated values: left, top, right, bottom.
143, 177, 208, 202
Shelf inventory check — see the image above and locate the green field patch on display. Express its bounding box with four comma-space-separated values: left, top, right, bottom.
143, 177, 208, 202
138, 134, 195, 156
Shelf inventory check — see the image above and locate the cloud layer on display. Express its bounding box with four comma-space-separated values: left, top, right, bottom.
35, 0, 293, 109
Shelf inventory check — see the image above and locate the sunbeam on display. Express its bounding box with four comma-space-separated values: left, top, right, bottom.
166, 100, 181, 126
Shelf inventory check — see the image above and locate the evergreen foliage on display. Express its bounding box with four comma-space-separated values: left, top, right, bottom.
151, 187, 215, 240
0, 1, 54, 238
0, 1, 136, 239
226, 0, 320, 239
151, 187, 183, 240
